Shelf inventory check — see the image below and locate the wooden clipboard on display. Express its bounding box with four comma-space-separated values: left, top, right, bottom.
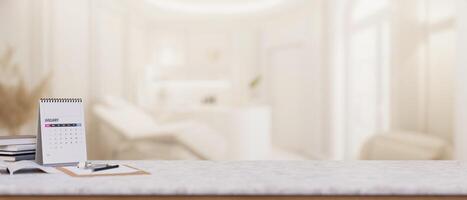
57, 164, 150, 177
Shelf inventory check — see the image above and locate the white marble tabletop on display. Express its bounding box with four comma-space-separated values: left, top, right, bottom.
0, 160, 466, 196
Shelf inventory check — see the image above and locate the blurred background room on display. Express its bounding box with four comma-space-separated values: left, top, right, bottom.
0, 0, 466, 160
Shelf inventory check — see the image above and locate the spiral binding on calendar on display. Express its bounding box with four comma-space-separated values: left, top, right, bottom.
40, 98, 82, 103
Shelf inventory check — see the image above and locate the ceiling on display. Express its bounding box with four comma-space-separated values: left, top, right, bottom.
144, 0, 303, 19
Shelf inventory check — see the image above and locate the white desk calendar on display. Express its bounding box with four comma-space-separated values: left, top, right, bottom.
36, 98, 87, 166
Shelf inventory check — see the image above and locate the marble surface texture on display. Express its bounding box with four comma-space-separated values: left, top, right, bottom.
0, 160, 466, 196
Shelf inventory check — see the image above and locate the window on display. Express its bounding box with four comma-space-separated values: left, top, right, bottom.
344, 0, 390, 158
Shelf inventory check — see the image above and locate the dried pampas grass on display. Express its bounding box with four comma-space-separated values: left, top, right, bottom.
0, 46, 50, 135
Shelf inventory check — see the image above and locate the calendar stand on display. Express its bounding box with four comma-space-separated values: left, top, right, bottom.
36, 98, 87, 166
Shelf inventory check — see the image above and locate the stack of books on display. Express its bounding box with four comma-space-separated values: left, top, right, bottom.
0, 135, 36, 162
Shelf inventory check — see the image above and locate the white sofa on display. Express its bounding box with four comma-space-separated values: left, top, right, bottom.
360, 131, 452, 160
92, 97, 227, 160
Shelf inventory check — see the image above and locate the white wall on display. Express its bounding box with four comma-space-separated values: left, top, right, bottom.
328, 0, 347, 160
455, 0, 467, 160
126, 11, 149, 104
391, 0, 455, 141
48, 0, 91, 99
0, 0, 34, 79
260, 0, 330, 159
390, 0, 422, 133
91, 1, 127, 101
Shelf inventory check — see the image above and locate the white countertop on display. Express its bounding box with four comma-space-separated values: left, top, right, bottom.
0, 160, 466, 196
